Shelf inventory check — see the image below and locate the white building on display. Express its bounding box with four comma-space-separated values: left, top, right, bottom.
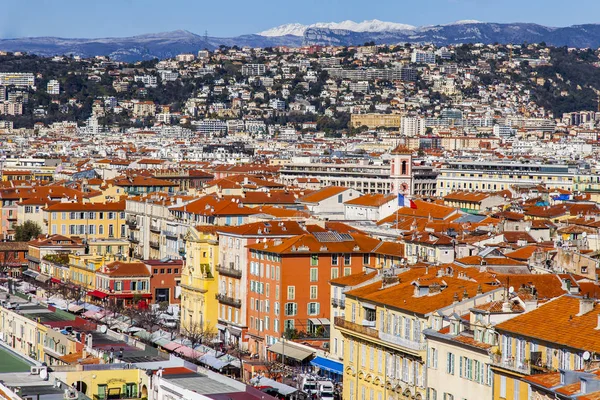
134, 75, 158, 87
158, 70, 179, 82
0, 72, 35, 88
46, 80, 60, 95
401, 116, 426, 137
241, 64, 266, 77
411, 50, 436, 64
344, 194, 398, 221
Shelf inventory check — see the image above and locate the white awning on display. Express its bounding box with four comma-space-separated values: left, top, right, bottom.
267, 341, 314, 361
308, 318, 330, 326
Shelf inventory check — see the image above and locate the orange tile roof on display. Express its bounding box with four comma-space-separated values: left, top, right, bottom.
298, 186, 350, 204
377, 200, 457, 223
345, 193, 396, 207
330, 271, 378, 286
496, 295, 600, 352
344, 266, 499, 316
97, 261, 150, 277
45, 200, 125, 212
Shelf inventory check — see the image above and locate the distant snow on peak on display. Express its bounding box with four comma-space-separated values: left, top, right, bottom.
447, 20, 483, 25
258, 19, 416, 37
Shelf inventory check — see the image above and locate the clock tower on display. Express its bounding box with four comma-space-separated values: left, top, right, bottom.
390, 144, 413, 195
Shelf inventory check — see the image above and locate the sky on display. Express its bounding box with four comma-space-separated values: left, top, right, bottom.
2, 0, 600, 39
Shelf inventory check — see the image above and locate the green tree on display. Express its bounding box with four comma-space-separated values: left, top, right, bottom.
14, 221, 42, 241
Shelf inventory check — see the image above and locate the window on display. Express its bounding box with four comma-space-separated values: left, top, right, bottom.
344, 254, 351, 265
363, 253, 370, 265
429, 347, 438, 369
310, 286, 318, 299
443, 394, 453, 400
331, 268, 339, 279
344, 267, 351, 276
513, 379, 520, 399
287, 286, 295, 300
285, 303, 297, 316
310, 254, 319, 266
310, 268, 318, 282
331, 254, 339, 266
307, 302, 320, 315
446, 352, 455, 375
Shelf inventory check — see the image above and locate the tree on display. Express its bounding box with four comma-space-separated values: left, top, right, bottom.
14, 221, 42, 242
181, 322, 217, 358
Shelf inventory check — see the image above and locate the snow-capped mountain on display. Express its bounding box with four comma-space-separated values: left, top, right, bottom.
3, 21, 600, 62
258, 19, 416, 37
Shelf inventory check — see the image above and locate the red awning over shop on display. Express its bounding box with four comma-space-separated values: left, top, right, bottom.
87, 290, 108, 299
112, 293, 152, 299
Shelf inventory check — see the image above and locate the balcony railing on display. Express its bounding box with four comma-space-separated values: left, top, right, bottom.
163, 230, 178, 239
216, 293, 242, 308
216, 264, 242, 278
149, 241, 160, 249
378, 331, 427, 351
126, 218, 137, 228
150, 224, 161, 233
334, 316, 378, 339
331, 298, 345, 309
128, 236, 139, 244
491, 354, 531, 375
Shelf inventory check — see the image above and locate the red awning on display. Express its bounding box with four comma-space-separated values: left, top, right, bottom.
51, 278, 62, 284
87, 290, 108, 299
112, 293, 152, 299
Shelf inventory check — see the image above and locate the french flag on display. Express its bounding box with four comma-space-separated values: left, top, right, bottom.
398, 194, 417, 209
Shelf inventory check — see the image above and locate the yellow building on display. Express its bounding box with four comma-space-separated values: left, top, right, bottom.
351, 113, 402, 129
58, 366, 150, 399
69, 254, 106, 290
180, 226, 220, 332
491, 295, 595, 400
45, 201, 126, 240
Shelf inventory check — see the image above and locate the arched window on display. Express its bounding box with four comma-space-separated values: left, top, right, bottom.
401, 160, 407, 175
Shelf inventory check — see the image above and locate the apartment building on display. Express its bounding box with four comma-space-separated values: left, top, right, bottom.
45, 201, 126, 240
351, 113, 401, 129
0, 72, 35, 87
335, 266, 504, 400
436, 161, 587, 197
180, 225, 219, 332
245, 231, 379, 359
215, 221, 312, 350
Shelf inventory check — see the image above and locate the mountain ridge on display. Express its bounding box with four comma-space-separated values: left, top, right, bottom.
2, 21, 600, 61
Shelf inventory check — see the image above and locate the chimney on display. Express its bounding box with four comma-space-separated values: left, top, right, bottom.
577, 295, 595, 316
502, 301, 512, 313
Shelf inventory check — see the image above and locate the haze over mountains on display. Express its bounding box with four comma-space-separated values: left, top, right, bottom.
2, 20, 600, 61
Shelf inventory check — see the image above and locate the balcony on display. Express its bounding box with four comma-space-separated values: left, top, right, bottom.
216, 263, 242, 278
126, 218, 138, 229
150, 224, 161, 233
128, 235, 139, 244
163, 230, 178, 239
378, 331, 426, 351
331, 298, 345, 309
491, 354, 531, 375
7, 215, 16, 221
334, 316, 378, 339
149, 240, 160, 249
216, 293, 242, 308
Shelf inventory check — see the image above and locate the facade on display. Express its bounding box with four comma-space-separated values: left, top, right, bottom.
47, 79, 60, 94
180, 226, 219, 332
245, 231, 379, 359
436, 161, 587, 196
94, 260, 152, 306
351, 114, 402, 129
146, 259, 183, 304
45, 201, 126, 240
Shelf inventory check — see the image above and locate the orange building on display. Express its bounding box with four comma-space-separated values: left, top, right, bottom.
245, 231, 379, 359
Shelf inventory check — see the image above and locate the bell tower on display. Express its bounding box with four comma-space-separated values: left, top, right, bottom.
390, 144, 413, 195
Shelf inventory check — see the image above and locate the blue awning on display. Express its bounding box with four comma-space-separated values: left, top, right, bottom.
310, 356, 343, 375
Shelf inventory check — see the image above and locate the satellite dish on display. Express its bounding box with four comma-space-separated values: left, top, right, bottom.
582, 232, 587, 238
40, 368, 48, 381
583, 351, 591, 361
100, 325, 108, 334
508, 286, 515, 294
